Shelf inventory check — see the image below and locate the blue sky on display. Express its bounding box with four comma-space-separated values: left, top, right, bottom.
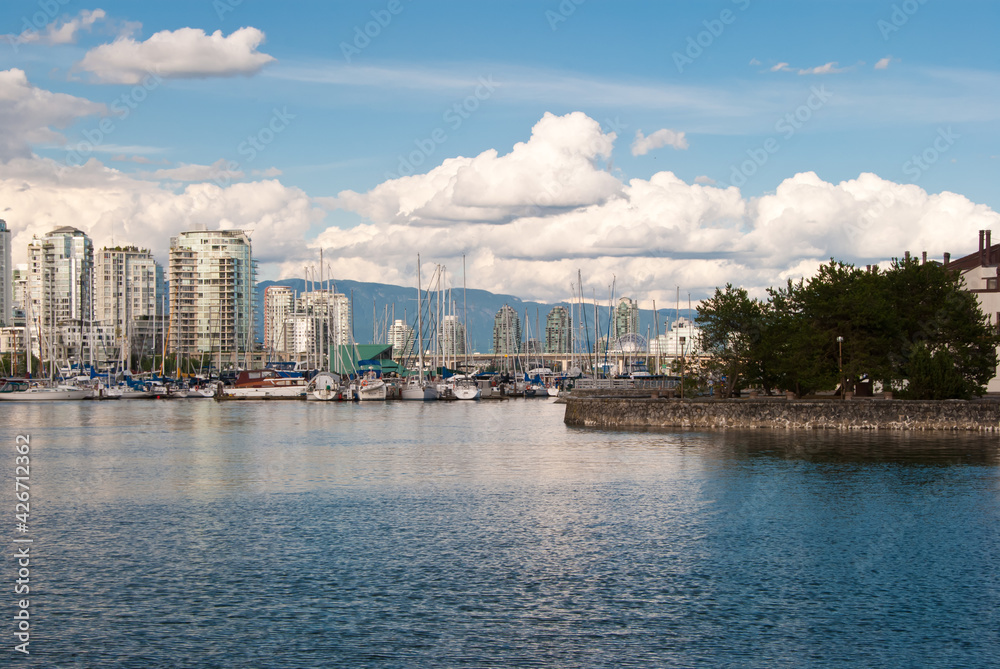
2, 0, 998, 302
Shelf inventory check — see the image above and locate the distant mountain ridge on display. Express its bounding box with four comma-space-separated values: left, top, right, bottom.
256, 279, 697, 353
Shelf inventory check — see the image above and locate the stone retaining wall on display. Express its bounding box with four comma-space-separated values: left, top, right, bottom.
563, 397, 1000, 431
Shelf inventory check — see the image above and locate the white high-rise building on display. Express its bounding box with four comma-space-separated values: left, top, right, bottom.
296, 289, 351, 349
169, 228, 256, 358
648, 317, 702, 357
0, 220, 11, 327
438, 314, 466, 357
26, 226, 94, 361
93, 246, 164, 356
283, 312, 317, 357
388, 318, 414, 358
263, 286, 294, 354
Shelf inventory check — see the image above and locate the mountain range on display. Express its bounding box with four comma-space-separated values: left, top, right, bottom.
256, 279, 697, 354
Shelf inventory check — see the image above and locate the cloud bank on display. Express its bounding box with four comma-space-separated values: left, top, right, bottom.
0, 74, 995, 306
327, 112, 1000, 302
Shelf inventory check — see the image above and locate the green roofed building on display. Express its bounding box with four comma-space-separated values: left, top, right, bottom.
331, 343, 403, 376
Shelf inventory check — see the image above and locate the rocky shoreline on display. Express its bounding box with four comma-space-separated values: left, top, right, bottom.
563, 395, 1000, 431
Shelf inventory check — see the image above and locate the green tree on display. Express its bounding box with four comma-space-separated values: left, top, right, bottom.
899, 343, 970, 399
775, 261, 898, 396
761, 279, 838, 397
696, 284, 765, 397
699, 255, 999, 399
884, 257, 999, 398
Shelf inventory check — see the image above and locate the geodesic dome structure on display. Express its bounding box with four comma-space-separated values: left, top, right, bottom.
610, 332, 647, 354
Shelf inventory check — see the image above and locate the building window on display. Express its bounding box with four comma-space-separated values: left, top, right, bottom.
988, 278, 998, 290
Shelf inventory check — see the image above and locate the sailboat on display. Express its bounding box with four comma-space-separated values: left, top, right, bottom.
450, 256, 480, 400
0, 378, 90, 401
401, 255, 439, 401
355, 361, 387, 401
306, 372, 340, 401
0, 297, 90, 400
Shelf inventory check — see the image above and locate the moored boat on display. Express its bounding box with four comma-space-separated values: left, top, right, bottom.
450, 376, 481, 400
221, 369, 307, 400
0, 379, 90, 401
357, 373, 387, 401
400, 377, 439, 401
306, 372, 340, 401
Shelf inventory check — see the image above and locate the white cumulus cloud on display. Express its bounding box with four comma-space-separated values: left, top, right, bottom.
631, 128, 689, 156
74, 26, 276, 84
328, 112, 1000, 303
2, 98, 997, 307
337, 111, 622, 226
0, 69, 106, 161
0, 156, 323, 270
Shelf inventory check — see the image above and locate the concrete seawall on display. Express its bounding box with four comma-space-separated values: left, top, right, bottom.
563, 397, 1000, 431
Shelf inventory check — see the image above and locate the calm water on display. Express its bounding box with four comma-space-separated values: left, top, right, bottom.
2, 399, 999, 667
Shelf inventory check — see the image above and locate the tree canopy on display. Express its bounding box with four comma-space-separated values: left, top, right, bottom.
697, 258, 1000, 399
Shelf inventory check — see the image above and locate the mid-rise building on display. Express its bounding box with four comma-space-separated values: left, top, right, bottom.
947, 229, 1000, 392
492, 304, 522, 355
283, 312, 317, 358
544, 305, 570, 354
169, 228, 256, 359
648, 317, 702, 357
12, 264, 28, 315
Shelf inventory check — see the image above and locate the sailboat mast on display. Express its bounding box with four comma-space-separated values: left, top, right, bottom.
593, 290, 598, 378
653, 299, 658, 375
416, 255, 424, 383
462, 255, 468, 373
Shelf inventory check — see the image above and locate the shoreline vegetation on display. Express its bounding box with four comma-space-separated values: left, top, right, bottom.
696, 257, 999, 400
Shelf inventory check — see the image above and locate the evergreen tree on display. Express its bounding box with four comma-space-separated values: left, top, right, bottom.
699, 257, 999, 399
696, 284, 764, 397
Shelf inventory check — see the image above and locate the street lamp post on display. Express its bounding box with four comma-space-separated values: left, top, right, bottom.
836, 336, 844, 399
679, 336, 686, 400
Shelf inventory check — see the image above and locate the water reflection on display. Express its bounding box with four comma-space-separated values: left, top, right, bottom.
703, 429, 1000, 465
0, 401, 997, 667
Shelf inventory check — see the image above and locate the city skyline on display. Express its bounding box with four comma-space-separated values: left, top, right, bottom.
5, 223, 697, 366
1, 1, 997, 307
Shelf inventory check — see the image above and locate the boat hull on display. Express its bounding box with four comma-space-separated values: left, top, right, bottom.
452, 383, 481, 400
400, 384, 439, 401
221, 385, 306, 399
0, 388, 90, 401
357, 380, 387, 401
307, 373, 340, 401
